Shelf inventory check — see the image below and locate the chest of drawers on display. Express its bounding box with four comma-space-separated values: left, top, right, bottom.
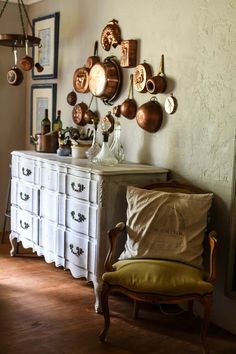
10, 151, 168, 311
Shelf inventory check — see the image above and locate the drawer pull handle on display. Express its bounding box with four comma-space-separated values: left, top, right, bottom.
71, 211, 86, 223
20, 220, 29, 229
69, 244, 84, 256
20, 192, 30, 201
22, 167, 32, 176
71, 182, 85, 193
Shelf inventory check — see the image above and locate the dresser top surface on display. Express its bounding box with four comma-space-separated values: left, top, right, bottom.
12, 150, 168, 176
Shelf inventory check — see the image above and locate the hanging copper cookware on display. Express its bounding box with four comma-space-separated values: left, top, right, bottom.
72, 102, 88, 126
84, 95, 98, 124
67, 90, 77, 106
73, 66, 90, 93
120, 74, 137, 119
19, 39, 34, 71
73, 41, 100, 94
136, 97, 163, 133
133, 62, 152, 93
101, 19, 122, 51
146, 54, 167, 94
86, 41, 100, 69
7, 47, 23, 86
88, 56, 122, 105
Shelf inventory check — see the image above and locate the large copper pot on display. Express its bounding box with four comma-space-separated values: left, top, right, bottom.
136, 97, 163, 133
88, 56, 122, 105
32, 132, 58, 153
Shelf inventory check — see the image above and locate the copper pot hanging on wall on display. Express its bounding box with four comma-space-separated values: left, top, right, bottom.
88, 56, 122, 105
136, 97, 163, 133
146, 54, 167, 94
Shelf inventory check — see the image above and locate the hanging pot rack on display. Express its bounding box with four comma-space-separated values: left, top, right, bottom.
0, 0, 41, 48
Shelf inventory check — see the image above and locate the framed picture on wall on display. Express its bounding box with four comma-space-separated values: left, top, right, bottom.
32, 12, 60, 79
30, 84, 57, 136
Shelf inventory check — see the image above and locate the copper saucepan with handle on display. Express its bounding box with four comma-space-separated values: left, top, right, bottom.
120, 74, 137, 119
7, 47, 24, 86
86, 41, 100, 69
146, 54, 167, 94
19, 39, 34, 71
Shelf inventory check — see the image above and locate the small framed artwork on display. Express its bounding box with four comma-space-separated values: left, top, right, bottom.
30, 83, 57, 136
32, 12, 60, 79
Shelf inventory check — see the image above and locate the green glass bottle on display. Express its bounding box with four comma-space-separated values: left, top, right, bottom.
41, 109, 51, 135
53, 110, 63, 133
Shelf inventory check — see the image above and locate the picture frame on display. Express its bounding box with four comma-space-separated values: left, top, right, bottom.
30, 83, 57, 136
32, 12, 60, 79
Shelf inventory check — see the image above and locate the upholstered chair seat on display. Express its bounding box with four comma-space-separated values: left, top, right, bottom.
103, 259, 213, 296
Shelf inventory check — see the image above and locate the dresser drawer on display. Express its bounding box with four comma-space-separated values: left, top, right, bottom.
39, 219, 64, 258
11, 179, 39, 215
18, 157, 38, 184
12, 207, 38, 244
67, 174, 98, 204
65, 198, 97, 238
67, 174, 90, 201
65, 231, 88, 270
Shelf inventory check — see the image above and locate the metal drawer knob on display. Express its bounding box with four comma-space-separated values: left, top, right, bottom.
20, 192, 30, 201
71, 182, 85, 193
20, 220, 29, 229
22, 167, 32, 176
69, 243, 84, 256
71, 211, 86, 223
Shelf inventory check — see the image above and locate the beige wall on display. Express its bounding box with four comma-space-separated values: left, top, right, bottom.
2, 0, 236, 334
0, 2, 26, 234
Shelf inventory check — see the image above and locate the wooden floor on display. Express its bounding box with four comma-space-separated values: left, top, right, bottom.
0, 241, 236, 354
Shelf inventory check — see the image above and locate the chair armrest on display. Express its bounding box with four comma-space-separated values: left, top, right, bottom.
104, 222, 126, 272
207, 230, 217, 283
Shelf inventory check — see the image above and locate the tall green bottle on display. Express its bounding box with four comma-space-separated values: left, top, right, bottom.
41, 109, 51, 135
53, 110, 63, 132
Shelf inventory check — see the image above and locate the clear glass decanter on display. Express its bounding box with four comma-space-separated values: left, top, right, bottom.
92, 132, 118, 166
110, 117, 125, 162
85, 124, 101, 161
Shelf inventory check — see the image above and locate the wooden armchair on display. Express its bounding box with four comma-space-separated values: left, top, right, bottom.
99, 181, 217, 354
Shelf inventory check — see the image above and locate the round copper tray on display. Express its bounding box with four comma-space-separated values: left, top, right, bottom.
0, 34, 41, 47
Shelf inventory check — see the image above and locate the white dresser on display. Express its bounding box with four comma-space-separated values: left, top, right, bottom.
10, 150, 168, 311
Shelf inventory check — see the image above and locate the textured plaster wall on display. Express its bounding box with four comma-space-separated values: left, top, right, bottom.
0, 2, 26, 234
12, 0, 236, 334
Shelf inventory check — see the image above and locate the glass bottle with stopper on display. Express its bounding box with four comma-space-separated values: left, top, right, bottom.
92, 112, 118, 166
110, 107, 125, 162
41, 108, 50, 135
85, 115, 101, 161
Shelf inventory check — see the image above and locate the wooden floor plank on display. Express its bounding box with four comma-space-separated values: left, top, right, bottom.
0, 242, 236, 354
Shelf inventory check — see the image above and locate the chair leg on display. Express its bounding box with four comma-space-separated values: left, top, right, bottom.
99, 282, 111, 343
201, 294, 212, 354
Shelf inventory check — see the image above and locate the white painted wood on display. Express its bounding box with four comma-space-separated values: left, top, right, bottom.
10, 150, 168, 311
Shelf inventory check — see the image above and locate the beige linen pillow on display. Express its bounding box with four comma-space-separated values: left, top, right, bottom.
119, 186, 213, 268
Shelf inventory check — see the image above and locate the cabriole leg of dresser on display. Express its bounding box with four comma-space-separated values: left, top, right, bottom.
9, 232, 18, 256
93, 278, 103, 313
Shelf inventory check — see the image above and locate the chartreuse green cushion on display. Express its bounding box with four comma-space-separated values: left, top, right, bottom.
102, 259, 213, 295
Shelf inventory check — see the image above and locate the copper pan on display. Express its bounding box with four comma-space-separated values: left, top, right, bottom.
72, 102, 88, 126
146, 54, 167, 94
136, 97, 163, 133
88, 56, 122, 105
